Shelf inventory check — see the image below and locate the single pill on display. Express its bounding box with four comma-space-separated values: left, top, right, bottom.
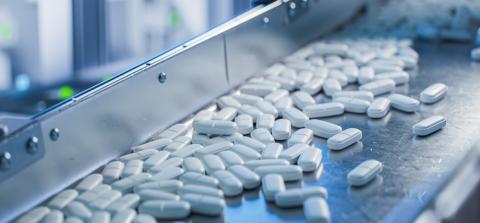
292, 91, 316, 109
256, 114, 275, 130
217, 96, 242, 109
272, 119, 292, 140
48, 189, 78, 209
132, 138, 172, 152
132, 214, 156, 223
64, 217, 83, 223
178, 184, 224, 198
412, 116, 446, 136
181, 193, 225, 216
255, 101, 279, 118
136, 189, 179, 201
164, 136, 192, 152
327, 128, 362, 151
249, 79, 282, 88
255, 165, 303, 181
262, 143, 283, 159
138, 200, 190, 219
295, 70, 314, 87
195, 141, 233, 157
332, 91, 374, 102
65, 201, 92, 220
112, 173, 151, 193
153, 124, 189, 140
262, 174, 286, 202
298, 147, 322, 172
323, 79, 342, 96
122, 160, 143, 177
420, 83, 448, 104
300, 78, 324, 95
233, 135, 266, 152
182, 157, 205, 174
212, 170, 244, 196
75, 174, 103, 192
279, 68, 297, 79
232, 93, 263, 105
367, 98, 391, 118
370, 64, 402, 74
347, 159, 383, 186
240, 84, 277, 97
213, 107, 238, 121
76, 184, 111, 204
119, 149, 158, 162
102, 161, 125, 183
42, 210, 64, 223
231, 144, 261, 160
251, 128, 275, 144
304, 120, 342, 138
149, 157, 183, 173
193, 110, 215, 123
282, 107, 309, 128
304, 197, 331, 223
111, 209, 136, 223
274, 187, 328, 208
202, 154, 226, 175
235, 114, 254, 134
358, 66, 375, 84
134, 180, 183, 194
180, 172, 219, 187
143, 151, 170, 170
373, 71, 409, 85
16, 207, 50, 223
359, 79, 395, 96
218, 150, 245, 167
388, 94, 420, 112
303, 102, 344, 118
342, 65, 359, 83
106, 194, 140, 213
267, 76, 296, 91
244, 159, 289, 170
333, 97, 371, 113
327, 69, 348, 87
265, 89, 289, 103
88, 190, 122, 210
151, 166, 185, 181
280, 143, 309, 164
274, 96, 293, 112
287, 128, 314, 147
193, 120, 238, 135
238, 105, 264, 121
171, 144, 203, 158
229, 165, 261, 189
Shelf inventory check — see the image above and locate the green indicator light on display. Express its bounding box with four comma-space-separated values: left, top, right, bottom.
103, 74, 110, 81
169, 10, 181, 28
58, 86, 74, 100
0, 24, 13, 40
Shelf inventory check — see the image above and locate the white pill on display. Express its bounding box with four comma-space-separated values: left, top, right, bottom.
153, 124, 189, 140
235, 114, 254, 135
64, 217, 83, 223
309, 56, 324, 67
359, 79, 395, 96
233, 135, 266, 152
122, 160, 143, 177
42, 210, 64, 223
182, 157, 205, 174
261, 174, 286, 202
165, 136, 191, 152
333, 97, 371, 113
218, 150, 244, 167
303, 102, 344, 118
274, 187, 328, 208
106, 194, 140, 213
471, 47, 480, 61
181, 193, 225, 216
282, 107, 309, 128
178, 185, 224, 198
420, 83, 448, 104
266, 76, 296, 91
295, 70, 314, 87
77, 184, 111, 204
229, 165, 261, 189
305, 120, 342, 138
193, 110, 214, 123
76, 174, 103, 192
132, 138, 172, 152
342, 65, 359, 83
138, 200, 190, 219
314, 67, 328, 78
300, 78, 324, 95
202, 154, 226, 175
304, 197, 331, 223
132, 214, 156, 223
151, 166, 185, 181
134, 180, 183, 194
265, 89, 289, 103
256, 114, 275, 130
274, 96, 293, 112
231, 144, 261, 160
17, 207, 50, 223
238, 104, 263, 121
65, 201, 92, 220
112, 209, 136, 223
413, 116, 446, 136
280, 68, 297, 79
348, 159, 382, 186
327, 128, 362, 150
358, 66, 375, 84
217, 96, 242, 109
280, 143, 308, 163
388, 94, 420, 112
251, 128, 275, 144
102, 161, 125, 183
212, 170, 243, 196
262, 143, 283, 159
240, 84, 277, 97
112, 173, 151, 193
244, 159, 289, 171
255, 165, 303, 181
332, 91, 374, 102
373, 71, 409, 85
367, 98, 391, 118
298, 147, 322, 172
322, 78, 342, 96
149, 157, 183, 173
136, 189, 179, 201
193, 120, 238, 135
263, 63, 286, 76
48, 189, 78, 209
255, 101, 279, 118
213, 107, 238, 121
287, 128, 314, 147
89, 190, 122, 210
180, 172, 219, 187
292, 91, 316, 109
170, 144, 202, 158
119, 149, 157, 162
249, 79, 282, 88
314, 44, 348, 56
195, 141, 233, 157
327, 69, 348, 87
232, 93, 263, 105
143, 151, 170, 170
272, 119, 292, 140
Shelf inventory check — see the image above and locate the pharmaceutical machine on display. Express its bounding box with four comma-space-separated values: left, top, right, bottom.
1, 0, 480, 222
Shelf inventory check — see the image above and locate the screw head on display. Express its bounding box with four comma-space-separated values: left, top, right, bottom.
158, 72, 167, 83
0, 124, 8, 140
263, 17, 270, 24
50, 128, 60, 141
289, 2, 296, 9
0, 152, 11, 170
26, 136, 39, 154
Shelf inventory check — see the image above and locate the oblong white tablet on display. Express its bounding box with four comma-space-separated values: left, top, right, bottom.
373, 71, 409, 85
255, 100, 279, 118
231, 144, 261, 160
193, 120, 238, 135
171, 144, 203, 158
122, 160, 143, 177
119, 149, 158, 162
229, 165, 261, 189
218, 150, 244, 167
347, 159, 383, 186
182, 157, 205, 174
239, 84, 277, 97
359, 79, 395, 96
304, 120, 342, 138
256, 114, 275, 130
292, 91, 316, 109
42, 210, 64, 223
420, 83, 448, 104
274, 187, 328, 207
280, 143, 309, 163
149, 157, 183, 174
143, 151, 170, 170
327, 128, 362, 151
388, 94, 420, 112
212, 170, 243, 196
262, 143, 283, 159
304, 197, 331, 223
48, 189, 78, 209
298, 147, 322, 172
333, 97, 371, 113
76, 174, 103, 192
254, 165, 303, 181
177, 185, 224, 198
102, 161, 125, 183
106, 193, 140, 213
233, 135, 266, 152
138, 200, 190, 219
151, 166, 185, 181
367, 98, 391, 118
217, 96, 242, 109
112, 173, 151, 193
303, 102, 344, 118
412, 116, 446, 136
358, 66, 375, 84
274, 96, 293, 112
165, 136, 191, 152
181, 193, 225, 216
272, 119, 292, 140
332, 91, 374, 102
282, 107, 309, 128
213, 107, 238, 121
235, 114, 254, 135
195, 141, 233, 157
65, 201, 92, 220
327, 69, 348, 87
287, 128, 314, 147
262, 174, 286, 202
133, 180, 183, 194
300, 78, 324, 95
180, 172, 219, 188
250, 128, 275, 144
238, 105, 264, 122
244, 159, 289, 170
265, 89, 289, 103
132, 138, 172, 152
323, 79, 342, 96
136, 189, 179, 201
201, 154, 226, 175
16, 207, 51, 223
232, 94, 263, 105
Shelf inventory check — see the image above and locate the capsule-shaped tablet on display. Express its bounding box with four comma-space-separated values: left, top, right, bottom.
119, 149, 158, 162
229, 165, 261, 189
218, 150, 244, 167
136, 189, 179, 201
122, 160, 143, 177
111, 209, 136, 223
180, 172, 219, 187
76, 184, 112, 204
347, 159, 382, 186
233, 135, 266, 152
388, 94, 420, 112
112, 173, 151, 193
201, 154, 226, 175
143, 151, 170, 170
149, 157, 183, 174
151, 166, 185, 181
263, 63, 286, 76
303, 102, 344, 118
164, 136, 191, 152
333, 97, 370, 113
367, 98, 391, 118
304, 197, 331, 223
266, 76, 296, 91
255, 101, 279, 118
304, 120, 342, 138
261, 174, 286, 202
132, 138, 172, 152
262, 143, 283, 159
292, 91, 316, 109
178, 185, 224, 198
300, 78, 324, 95
298, 147, 322, 172
193, 120, 238, 135
65, 201, 92, 220
89, 190, 122, 210
212, 170, 243, 196
323, 79, 342, 96
106, 194, 140, 213
240, 84, 277, 97
75, 174, 103, 192
280, 143, 309, 164
138, 200, 190, 219
16, 207, 50, 223
412, 116, 446, 136
272, 119, 292, 140
232, 93, 263, 105
342, 65, 359, 83
231, 144, 261, 160
133, 214, 156, 223
195, 141, 233, 157
274, 187, 328, 208
358, 66, 375, 84
238, 105, 263, 122
256, 114, 275, 130
48, 189, 78, 209
182, 157, 205, 174
171, 144, 203, 158
282, 107, 309, 128
287, 128, 314, 147
274, 96, 293, 112
64, 217, 83, 223
213, 107, 238, 121
102, 161, 125, 183
255, 165, 303, 181
265, 89, 289, 103
42, 210, 64, 223
217, 96, 242, 109
244, 159, 289, 170
327, 69, 348, 87
332, 91, 374, 102
295, 70, 314, 87
153, 124, 189, 140
420, 83, 448, 104
251, 128, 275, 144
134, 180, 183, 194
373, 71, 409, 85
359, 79, 395, 96
193, 110, 215, 123
235, 114, 254, 135
181, 193, 225, 216
279, 68, 297, 79
249, 78, 282, 88
327, 128, 362, 151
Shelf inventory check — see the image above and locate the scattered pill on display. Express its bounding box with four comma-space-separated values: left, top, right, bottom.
138, 200, 190, 219
282, 107, 309, 128
304, 120, 342, 138
327, 128, 362, 151
298, 147, 322, 172
367, 98, 391, 118
412, 116, 446, 136
304, 197, 331, 223
262, 174, 286, 202
420, 83, 448, 104
388, 94, 420, 112
275, 187, 328, 208
288, 128, 314, 147
347, 159, 383, 187
303, 102, 344, 118
255, 165, 303, 181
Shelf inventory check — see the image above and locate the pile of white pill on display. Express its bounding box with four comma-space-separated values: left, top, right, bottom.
16, 37, 450, 223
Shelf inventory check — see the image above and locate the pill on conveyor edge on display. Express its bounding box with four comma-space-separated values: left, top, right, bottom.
342, 65, 359, 83
282, 107, 309, 128
255, 100, 279, 118
347, 159, 383, 187
266, 76, 296, 91
322, 79, 342, 96
111, 209, 136, 223
88, 189, 122, 210
153, 124, 189, 140
180, 172, 219, 187
280, 143, 309, 164
255, 165, 303, 181
178, 184, 224, 198
119, 149, 158, 162
388, 94, 420, 112
133, 214, 156, 223
229, 165, 261, 189
112, 173, 152, 193
327, 128, 362, 151
262, 174, 286, 202
76, 184, 111, 204
138, 200, 190, 219
420, 83, 448, 104
256, 114, 275, 130
232, 93, 264, 105
412, 116, 446, 136
217, 96, 242, 109
298, 147, 322, 172
102, 161, 125, 183
358, 79, 395, 96
262, 143, 283, 159
287, 128, 314, 147
106, 194, 140, 213
182, 157, 205, 174
295, 70, 314, 87
132, 138, 172, 152
471, 47, 480, 61
76, 173, 103, 192
292, 91, 316, 109
333, 97, 371, 114
238, 105, 264, 121
193, 120, 238, 135
327, 69, 348, 87
212, 170, 244, 196
244, 159, 289, 170
232, 135, 266, 152
202, 154, 226, 175
272, 119, 292, 140
42, 209, 64, 223
300, 78, 324, 95
136, 189, 180, 202
181, 193, 225, 216
304, 197, 331, 223
122, 159, 143, 177
332, 91, 374, 102
250, 128, 275, 144
47, 189, 78, 209
151, 166, 185, 181
303, 102, 344, 118
194, 141, 233, 157
90, 211, 111, 223
64, 217, 83, 223
134, 180, 183, 194
358, 66, 375, 84
149, 157, 183, 174
143, 151, 170, 170
305, 120, 342, 138
265, 89, 289, 103
213, 107, 238, 121
16, 206, 50, 223
171, 144, 203, 158
164, 136, 192, 152
65, 201, 92, 220
275, 187, 328, 208
274, 96, 293, 112
373, 71, 409, 85
218, 150, 245, 167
